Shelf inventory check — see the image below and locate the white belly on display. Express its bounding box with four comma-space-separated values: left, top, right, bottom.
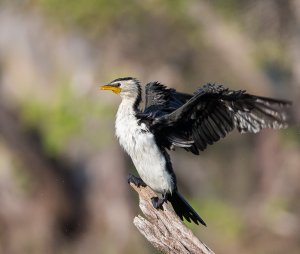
116, 109, 174, 194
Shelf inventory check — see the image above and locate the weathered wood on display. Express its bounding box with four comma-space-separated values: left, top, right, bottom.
130, 183, 215, 254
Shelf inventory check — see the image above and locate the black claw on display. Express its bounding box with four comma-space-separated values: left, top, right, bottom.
151, 197, 160, 209
127, 174, 146, 187
151, 196, 166, 210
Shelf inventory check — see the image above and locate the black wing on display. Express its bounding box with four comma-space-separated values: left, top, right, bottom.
140, 82, 196, 148
143, 81, 192, 117
150, 83, 292, 155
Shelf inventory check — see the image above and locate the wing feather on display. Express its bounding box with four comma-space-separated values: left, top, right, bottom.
150, 83, 292, 154
144, 81, 192, 117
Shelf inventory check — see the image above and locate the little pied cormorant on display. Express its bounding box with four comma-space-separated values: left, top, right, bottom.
101, 77, 292, 226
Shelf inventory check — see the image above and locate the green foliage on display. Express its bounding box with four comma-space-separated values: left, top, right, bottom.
281, 128, 300, 144
210, 0, 241, 20
35, 0, 142, 34
34, 0, 192, 37
263, 197, 289, 225
192, 198, 244, 240
21, 84, 81, 155
20, 81, 113, 155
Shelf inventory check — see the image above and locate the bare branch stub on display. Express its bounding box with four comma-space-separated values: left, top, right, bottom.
130, 183, 215, 254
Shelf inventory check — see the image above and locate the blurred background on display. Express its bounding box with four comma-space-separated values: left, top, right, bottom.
0, 0, 299, 253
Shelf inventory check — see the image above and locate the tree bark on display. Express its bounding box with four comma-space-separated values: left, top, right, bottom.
130, 183, 215, 254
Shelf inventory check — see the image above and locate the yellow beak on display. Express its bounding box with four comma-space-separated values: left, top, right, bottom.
100, 85, 121, 94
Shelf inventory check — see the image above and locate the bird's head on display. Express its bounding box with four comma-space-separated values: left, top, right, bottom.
100, 77, 141, 100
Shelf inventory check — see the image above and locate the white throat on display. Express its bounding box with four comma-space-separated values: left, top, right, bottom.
115, 97, 141, 155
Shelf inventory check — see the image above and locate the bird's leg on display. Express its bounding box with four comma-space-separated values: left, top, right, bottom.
151, 193, 170, 210
127, 173, 146, 187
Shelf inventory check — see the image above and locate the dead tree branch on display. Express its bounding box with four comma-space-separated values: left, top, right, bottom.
130, 183, 215, 254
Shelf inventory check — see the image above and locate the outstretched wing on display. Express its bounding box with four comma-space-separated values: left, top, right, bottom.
150, 83, 292, 155
143, 81, 192, 117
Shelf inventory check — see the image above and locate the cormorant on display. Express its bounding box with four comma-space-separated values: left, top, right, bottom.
101, 77, 292, 226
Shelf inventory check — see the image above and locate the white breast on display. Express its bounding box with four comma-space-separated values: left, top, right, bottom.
115, 100, 174, 194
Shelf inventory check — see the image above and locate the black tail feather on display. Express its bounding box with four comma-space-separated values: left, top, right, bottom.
168, 191, 206, 226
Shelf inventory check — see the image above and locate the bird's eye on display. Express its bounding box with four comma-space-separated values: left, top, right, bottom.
115, 83, 121, 87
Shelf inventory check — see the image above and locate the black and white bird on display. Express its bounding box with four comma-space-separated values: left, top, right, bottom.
101, 77, 292, 226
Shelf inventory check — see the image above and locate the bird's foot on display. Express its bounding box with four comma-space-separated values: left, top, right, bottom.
151, 193, 169, 210
127, 173, 146, 187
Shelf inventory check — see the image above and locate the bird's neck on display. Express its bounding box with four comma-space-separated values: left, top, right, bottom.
119, 92, 141, 113
116, 97, 140, 123
115, 97, 141, 151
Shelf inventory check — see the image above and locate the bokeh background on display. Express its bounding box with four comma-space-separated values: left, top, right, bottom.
0, 0, 299, 253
